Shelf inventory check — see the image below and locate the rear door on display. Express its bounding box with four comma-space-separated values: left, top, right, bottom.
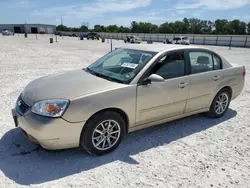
184, 49, 223, 113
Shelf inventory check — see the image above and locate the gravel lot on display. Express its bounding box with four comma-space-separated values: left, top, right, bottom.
0, 34, 249, 188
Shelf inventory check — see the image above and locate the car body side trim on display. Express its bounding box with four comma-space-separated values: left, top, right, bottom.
139, 99, 186, 113
129, 108, 209, 132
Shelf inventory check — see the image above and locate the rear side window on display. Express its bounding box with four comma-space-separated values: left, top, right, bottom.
188, 51, 213, 74
213, 53, 222, 70
188, 51, 222, 74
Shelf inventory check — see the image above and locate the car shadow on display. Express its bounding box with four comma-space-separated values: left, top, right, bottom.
0, 109, 237, 185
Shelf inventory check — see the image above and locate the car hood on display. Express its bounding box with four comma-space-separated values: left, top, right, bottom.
21, 69, 124, 105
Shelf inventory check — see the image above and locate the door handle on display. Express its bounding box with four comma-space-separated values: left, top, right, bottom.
213, 76, 221, 81
178, 82, 188, 88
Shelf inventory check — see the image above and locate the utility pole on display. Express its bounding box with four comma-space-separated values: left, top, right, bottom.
61, 17, 63, 26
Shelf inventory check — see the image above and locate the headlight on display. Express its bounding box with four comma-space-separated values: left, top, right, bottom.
31, 99, 69, 117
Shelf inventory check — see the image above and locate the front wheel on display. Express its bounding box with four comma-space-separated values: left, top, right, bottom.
80, 111, 126, 155
205, 89, 231, 118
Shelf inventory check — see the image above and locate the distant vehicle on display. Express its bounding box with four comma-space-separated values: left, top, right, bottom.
12, 44, 245, 155
39, 27, 46, 34
124, 36, 142, 44
163, 38, 172, 44
55, 31, 62, 36
70, 33, 77, 37
86, 32, 100, 40
2, 29, 14, 36
170, 36, 190, 45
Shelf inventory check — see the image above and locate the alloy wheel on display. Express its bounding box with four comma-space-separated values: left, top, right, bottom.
92, 120, 121, 151
214, 93, 229, 115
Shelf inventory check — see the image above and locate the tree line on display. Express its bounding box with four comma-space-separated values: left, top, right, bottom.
56, 18, 250, 35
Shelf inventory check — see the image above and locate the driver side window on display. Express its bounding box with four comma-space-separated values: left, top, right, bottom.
150, 51, 185, 80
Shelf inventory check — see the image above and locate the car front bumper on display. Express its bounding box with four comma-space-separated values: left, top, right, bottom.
12, 108, 85, 150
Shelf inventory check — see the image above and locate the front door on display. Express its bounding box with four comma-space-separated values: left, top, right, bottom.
136, 50, 190, 125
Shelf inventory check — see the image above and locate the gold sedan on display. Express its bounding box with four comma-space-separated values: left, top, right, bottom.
12, 44, 245, 155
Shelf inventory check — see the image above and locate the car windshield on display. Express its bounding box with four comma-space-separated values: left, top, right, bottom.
173, 37, 181, 40
86, 48, 156, 84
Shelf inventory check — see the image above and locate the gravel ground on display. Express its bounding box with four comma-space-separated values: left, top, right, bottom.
0, 34, 249, 188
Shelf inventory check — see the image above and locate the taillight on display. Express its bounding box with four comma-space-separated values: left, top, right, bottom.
243, 66, 246, 79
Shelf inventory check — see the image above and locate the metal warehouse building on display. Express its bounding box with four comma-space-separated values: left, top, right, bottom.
0, 24, 56, 34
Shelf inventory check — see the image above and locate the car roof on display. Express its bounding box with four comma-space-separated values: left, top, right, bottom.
120, 44, 211, 53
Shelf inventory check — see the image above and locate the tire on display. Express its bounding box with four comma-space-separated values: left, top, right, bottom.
205, 89, 231, 118
80, 111, 126, 155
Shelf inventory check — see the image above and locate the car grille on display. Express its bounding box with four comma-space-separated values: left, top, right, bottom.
17, 98, 30, 114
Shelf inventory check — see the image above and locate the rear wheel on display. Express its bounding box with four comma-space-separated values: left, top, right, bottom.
80, 111, 126, 155
205, 89, 231, 118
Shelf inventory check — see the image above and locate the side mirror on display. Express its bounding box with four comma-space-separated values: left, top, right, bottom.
141, 74, 165, 85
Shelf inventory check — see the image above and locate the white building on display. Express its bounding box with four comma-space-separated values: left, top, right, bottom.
0, 24, 56, 34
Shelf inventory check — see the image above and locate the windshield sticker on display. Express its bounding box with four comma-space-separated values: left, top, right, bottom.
125, 74, 131, 78
121, 63, 138, 69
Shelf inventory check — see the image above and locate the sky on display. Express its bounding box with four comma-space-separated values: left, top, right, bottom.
0, 0, 249, 28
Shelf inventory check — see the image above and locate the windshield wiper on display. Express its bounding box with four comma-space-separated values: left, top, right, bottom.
96, 72, 125, 84
84, 67, 124, 84
84, 67, 94, 74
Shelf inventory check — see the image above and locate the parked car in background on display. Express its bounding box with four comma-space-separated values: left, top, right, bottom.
86, 32, 100, 40
171, 36, 190, 45
12, 44, 245, 156
2, 29, 14, 36
70, 33, 77, 37
163, 38, 172, 44
124, 36, 142, 44
55, 31, 62, 36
